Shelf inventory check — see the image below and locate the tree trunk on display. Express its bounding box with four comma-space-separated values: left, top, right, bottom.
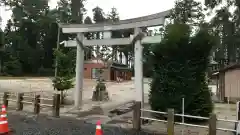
119, 52, 122, 63
60, 91, 64, 104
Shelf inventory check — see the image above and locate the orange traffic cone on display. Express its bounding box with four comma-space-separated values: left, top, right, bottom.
95, 120, 103, 135
0, 105, 10, 134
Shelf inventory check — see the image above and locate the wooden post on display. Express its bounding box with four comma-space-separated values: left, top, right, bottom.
236, 101, 240, 134
16, 93, 24, 111
209, 113, 217, 135
52, 94, 55, 108
132, 101, 141, 130
3, 92, 9, 108
33, 95, 40, 114
53, 94, 60, 117
167, 109, 174, 135
237, 101, 240, 121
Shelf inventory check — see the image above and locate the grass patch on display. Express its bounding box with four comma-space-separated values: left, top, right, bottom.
214, 103, 236, 111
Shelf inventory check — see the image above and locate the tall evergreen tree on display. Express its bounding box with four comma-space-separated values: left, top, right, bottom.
206, 0, 240, 64
92, 6, 107, 59
0, 0, 75, 76
0, 16, 4, 73
149, 23, 214, 120
71, 0, 85, 23
106, 7, 121, 62
84, 16, 94, 60
170, 0, 204, 25
149, 0, 214, 120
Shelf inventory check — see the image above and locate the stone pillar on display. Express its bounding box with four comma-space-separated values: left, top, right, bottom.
75, 33, 84, 108
134, 28, 144, 108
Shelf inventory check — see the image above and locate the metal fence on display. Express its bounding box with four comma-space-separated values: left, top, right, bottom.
132, 99, 239, 135
140, 109, 238, 133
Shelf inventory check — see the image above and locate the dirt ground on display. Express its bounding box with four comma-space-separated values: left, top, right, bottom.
0, 77, 149, 116
0, 77, 238, 135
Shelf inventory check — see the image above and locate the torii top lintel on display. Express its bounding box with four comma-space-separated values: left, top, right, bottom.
59, 10, 170, 33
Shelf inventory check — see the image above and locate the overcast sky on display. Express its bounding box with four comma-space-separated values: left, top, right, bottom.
0, 0, 206, 29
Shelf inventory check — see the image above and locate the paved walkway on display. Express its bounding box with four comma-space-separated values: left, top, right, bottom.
7, 111, 165, 135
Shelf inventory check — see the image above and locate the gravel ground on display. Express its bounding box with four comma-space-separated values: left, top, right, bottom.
7, 111, 165, 135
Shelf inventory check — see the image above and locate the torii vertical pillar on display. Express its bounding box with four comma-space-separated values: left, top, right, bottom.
134, 28, 144, 108
75, 33, 84, 108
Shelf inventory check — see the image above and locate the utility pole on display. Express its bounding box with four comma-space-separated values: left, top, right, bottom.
54, 27, 60, 78
0, 5, 3, 74
54, 8, 63, 79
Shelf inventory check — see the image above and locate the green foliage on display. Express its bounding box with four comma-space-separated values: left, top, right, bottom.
0, 0, 78, 77
53, 48, 75, 77
2, 57, 22, 76
52, 76, 74, 91
37, 67, 54, 76
206, 0, 240, 64
0, 0, 134, 78
84, 16, 94, 60
149, 23, 215, 120
0, 29, 4, 47
52, 48, 75, 91
205, 0, 223, 9
169, 0, 204, 25
92, 6, 105, 23
143, 45, 153, 77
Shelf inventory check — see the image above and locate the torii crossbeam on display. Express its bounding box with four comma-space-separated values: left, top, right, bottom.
58, 10, 170, 109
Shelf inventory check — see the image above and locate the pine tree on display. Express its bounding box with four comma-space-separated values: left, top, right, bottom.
106, 7, 121, 62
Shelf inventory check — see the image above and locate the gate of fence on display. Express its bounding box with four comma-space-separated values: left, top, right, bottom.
132, 99, 240, 135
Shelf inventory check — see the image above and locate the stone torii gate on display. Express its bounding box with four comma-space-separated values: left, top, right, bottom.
58, 10, 170, 108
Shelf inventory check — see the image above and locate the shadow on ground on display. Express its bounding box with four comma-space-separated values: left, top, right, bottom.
7, 111, 166, 135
